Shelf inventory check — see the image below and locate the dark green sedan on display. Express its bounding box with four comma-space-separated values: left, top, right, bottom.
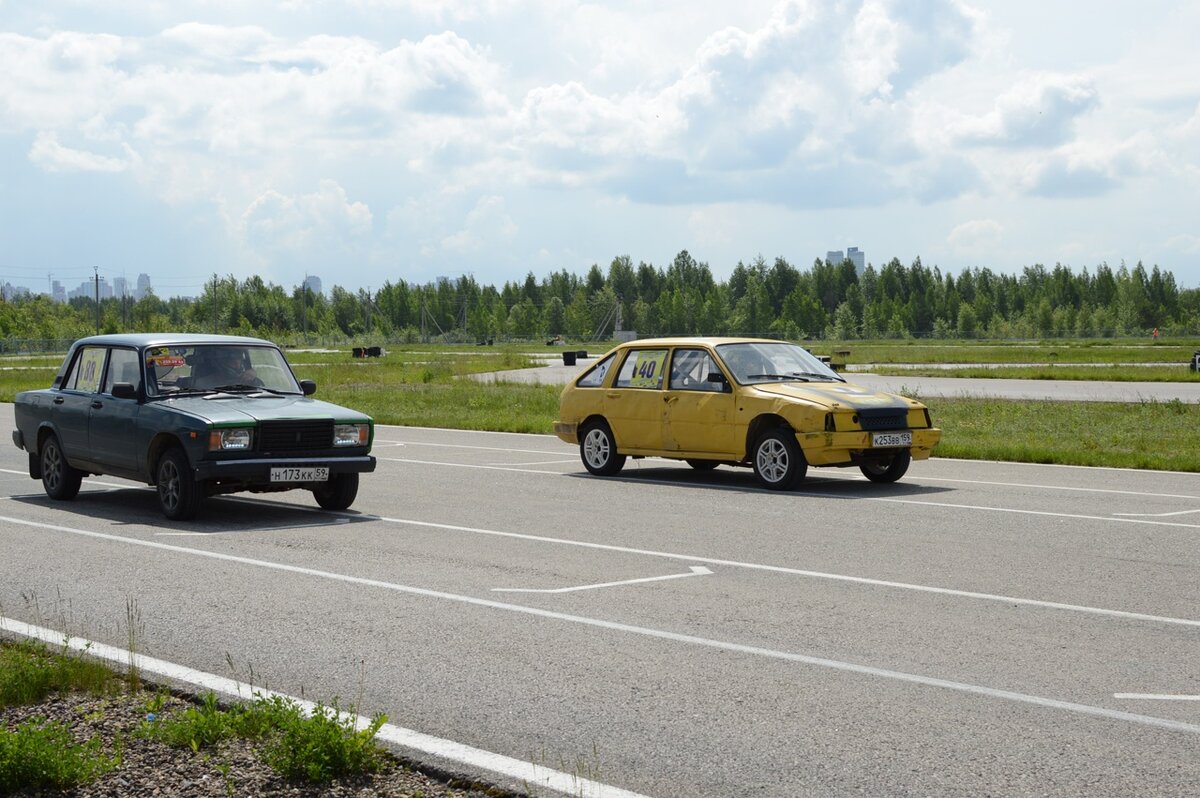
12, 333, 376, 520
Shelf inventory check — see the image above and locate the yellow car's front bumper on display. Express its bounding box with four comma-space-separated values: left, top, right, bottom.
797, 428, 942, 466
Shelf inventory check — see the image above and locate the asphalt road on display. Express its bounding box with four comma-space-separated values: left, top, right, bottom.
2, 403, 1199, 796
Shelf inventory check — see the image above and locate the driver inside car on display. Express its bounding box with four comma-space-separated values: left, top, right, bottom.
196, 348, 262, 388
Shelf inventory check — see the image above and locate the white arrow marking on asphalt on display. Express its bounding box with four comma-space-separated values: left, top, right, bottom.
493, 566, 713, 594
1114, 693, 1200, 701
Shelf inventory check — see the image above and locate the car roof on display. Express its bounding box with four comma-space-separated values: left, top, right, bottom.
68, 333, 277, 350
613, 337, 790, 348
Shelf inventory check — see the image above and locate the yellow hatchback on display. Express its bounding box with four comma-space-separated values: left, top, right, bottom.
553, 337, 940, 489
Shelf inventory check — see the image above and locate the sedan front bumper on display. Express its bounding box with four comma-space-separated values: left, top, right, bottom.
194, 455, 376, 482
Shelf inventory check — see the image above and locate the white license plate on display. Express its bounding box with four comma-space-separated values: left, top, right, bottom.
871, 431, 911, 448
270, 467, 329, 483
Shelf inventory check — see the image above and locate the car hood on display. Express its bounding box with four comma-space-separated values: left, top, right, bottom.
749, 381, 914, 410
154, 394, 371, 424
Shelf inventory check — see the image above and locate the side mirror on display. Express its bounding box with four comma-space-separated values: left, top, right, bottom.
299, 379, 317, 396
112, 382, 138, 400
707, 371, 732, 392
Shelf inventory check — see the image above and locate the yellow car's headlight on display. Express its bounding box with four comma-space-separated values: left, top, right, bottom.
333, 423, 369, 447
209, 427, 253, 451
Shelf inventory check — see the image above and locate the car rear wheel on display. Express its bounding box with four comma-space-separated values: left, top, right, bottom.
157, 448, 201, 520
752, 428, 806, 490
859, 451, 911, 483
313, 472, 359, 510
580, 421, 625, 476
686, 459, 719, 471
40, 434, 83, 500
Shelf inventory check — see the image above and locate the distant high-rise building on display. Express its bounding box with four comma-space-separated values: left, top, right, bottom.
824, 247, 865, 275
303, 275, 323, 296
136, 273, 151, 300
847, 246, 865, 275
52, 280, 66, 303
113, 276, 128, 298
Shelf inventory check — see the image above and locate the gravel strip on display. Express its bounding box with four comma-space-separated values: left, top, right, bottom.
3, 690, 515, 798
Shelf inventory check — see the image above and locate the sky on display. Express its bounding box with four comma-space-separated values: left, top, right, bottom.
2, 0, 1199, 298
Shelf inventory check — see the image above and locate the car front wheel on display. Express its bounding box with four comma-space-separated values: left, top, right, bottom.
860, 451, 911, 483
157, 448, 201, 520
40, 434, 83, 500
313, 472, 359, 510
752, 428, 806, 490
580, 421, 626, 476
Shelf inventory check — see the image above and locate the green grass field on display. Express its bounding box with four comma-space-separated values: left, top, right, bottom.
4, 339, 1198, 471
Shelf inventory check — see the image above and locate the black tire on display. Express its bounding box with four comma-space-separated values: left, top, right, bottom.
313, 472, 359, 510
40, 434, 82, 500
860, 451, 911, 483
579, 421, 626, 476
686, 459, 719, 471
752, 428, 806, 490
157, 448, 201, 520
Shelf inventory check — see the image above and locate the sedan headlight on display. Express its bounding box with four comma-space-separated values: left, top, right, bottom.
333, 423, 369, 447
209, 427, 253, 451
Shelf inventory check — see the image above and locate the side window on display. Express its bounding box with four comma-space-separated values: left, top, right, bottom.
103, 348, 141, 395
614, 349, 668, 389
669, 349, 724, 392
63, 346, 106, 393
576, 353, 615, 388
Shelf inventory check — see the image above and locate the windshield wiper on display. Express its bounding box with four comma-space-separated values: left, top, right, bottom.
746, 373, 810, 382
159, 388, 217, 397
210, 384, 265, 393
789, 371, 844, 382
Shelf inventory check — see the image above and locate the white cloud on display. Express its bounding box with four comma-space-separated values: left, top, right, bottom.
28, 132, 129, 172
951, 73, 1099, 148
240, 179, 372, 255
440, 195, 517, 253
947, 219, 1003, 254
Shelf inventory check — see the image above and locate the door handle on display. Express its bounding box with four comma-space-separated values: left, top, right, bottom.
53, 396, 64, 405
91, 400, 103, 409
605, 392, 621, 399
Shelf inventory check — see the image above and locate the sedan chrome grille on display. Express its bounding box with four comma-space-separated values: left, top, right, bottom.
258, 420, 334, 453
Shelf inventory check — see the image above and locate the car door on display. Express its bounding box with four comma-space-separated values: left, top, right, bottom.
662, 347, 738, 455
606, 347, 668, 451
88, 346, 143, 473
51, 345, 108, 462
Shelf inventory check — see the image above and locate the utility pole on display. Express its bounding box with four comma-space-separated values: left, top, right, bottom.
94, 267, 101, 334
211, 274, 218, 333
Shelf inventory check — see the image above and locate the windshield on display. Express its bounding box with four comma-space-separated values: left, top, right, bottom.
145, 344, 302, 396
715, 342, 844, 385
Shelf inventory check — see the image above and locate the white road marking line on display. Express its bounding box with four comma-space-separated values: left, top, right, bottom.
0, 618, 648, 798
1112, 509, 1200, 517
919, 476, 1200, 501
1, 519, 1197, 736
494, 566, 713, 593
375, 440, 567, 456
1114, 693, 1200, 701
378, 457, 563, 475
485, 459, 579, 467
377, 455, 1200, 532
369, 515, 1200, 629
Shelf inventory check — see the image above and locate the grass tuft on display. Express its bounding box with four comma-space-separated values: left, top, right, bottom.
0, 718, 118, 791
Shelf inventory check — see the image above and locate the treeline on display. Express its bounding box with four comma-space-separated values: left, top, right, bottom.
2, 252, 1196, 345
